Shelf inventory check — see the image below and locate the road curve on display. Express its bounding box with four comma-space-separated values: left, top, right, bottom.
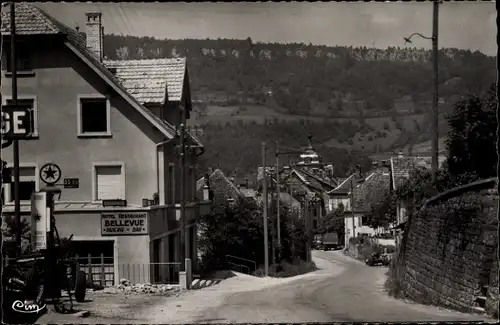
194, 250, 489, 323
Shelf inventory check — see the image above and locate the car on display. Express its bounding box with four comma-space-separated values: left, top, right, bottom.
365, 252, 391, 267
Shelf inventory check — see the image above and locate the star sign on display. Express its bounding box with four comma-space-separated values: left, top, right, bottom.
43, 166, 58, 180
40, 163, 62, 185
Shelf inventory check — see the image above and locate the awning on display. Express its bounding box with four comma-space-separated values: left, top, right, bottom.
2, 201, 150, 214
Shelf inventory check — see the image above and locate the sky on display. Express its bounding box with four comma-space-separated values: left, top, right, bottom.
35, 2, 497, 56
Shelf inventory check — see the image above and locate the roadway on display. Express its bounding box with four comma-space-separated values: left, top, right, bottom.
36, 250, 491, 323
190, 250, 489, 323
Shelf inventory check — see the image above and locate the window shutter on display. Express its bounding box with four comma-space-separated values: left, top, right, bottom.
96, 166, 123, 200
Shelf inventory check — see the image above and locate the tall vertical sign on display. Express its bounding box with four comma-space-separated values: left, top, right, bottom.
31, 192, 49, 250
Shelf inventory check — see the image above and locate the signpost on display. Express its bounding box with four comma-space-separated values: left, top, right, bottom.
101, 212, 148, 236
31, 192, 49, 251
1, 103, 34, 140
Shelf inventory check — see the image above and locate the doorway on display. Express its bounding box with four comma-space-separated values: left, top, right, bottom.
71, 240, 115, 286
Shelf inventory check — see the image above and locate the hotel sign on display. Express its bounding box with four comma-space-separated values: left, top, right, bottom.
101, 212, 148, 236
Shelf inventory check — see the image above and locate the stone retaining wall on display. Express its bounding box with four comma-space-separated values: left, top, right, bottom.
396, 183, 498, 315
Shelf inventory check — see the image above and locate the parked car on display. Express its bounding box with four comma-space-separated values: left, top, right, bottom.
322, 232, 341, 250
365, 252, 391, 266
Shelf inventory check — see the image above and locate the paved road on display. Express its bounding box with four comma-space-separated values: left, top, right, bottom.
36, 251, 491, 323
191, 250, 489, 323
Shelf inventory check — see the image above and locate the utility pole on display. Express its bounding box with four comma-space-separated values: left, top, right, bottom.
10, 2, 22, 257
288, 157, 295, 259
304, 196, 311, 263
261, 142, 269, 276
431, 0, 439, 182
179, 106, 188, 272
403, 1, 440, 182
350, 179, 356, 240
275, 141, 281, 261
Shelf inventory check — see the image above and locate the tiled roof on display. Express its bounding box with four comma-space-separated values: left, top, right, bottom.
1, 3, 180, 141
352, 171, 391, 213
390, 155, 447, 190
295, 168, 337, 190
103, 58, 186, 104
328, 173, 365, 194
1, 3, 60, 35
3, 4, 203, 148
1, 3, 87, 48
196, 169, 243, 204
293, 169, 324, 192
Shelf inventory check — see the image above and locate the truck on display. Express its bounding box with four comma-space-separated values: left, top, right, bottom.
318, 232, 341, 251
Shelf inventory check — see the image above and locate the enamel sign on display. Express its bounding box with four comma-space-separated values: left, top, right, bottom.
31, 192, 49, 250
101, 212, 148, 236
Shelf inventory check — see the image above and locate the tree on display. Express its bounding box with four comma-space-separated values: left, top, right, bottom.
446, 85, 497, 179
364, 191, 397, 229
198, 196, 309, 273
198, 198, 264, 272
316, 204, 345, 244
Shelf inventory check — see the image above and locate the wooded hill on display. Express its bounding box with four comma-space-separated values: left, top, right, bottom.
103, 35, 496, 178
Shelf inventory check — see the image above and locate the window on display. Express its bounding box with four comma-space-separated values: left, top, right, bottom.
78, 97, 111, 136
2, 165, 37, 203
5, 42, 33, 73
5, 97, 38, 137
93, 163, 125, 201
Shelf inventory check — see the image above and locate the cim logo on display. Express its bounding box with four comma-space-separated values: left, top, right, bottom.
12, 300, 46, 314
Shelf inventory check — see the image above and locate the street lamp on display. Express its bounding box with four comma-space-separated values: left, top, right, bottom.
403, 0, 440, 182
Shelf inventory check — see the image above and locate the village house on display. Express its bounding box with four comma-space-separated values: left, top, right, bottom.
343, 170, 392, 248
390, 154, 447, 246
1, 3, 209, 286
256, 137, 337, 231
327, 171, 366, 213
196, 168, 244, 206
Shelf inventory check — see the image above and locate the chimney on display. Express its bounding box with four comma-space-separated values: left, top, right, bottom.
85, 12, 103, 62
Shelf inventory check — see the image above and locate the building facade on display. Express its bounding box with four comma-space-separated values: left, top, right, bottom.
1, 4, 208, 285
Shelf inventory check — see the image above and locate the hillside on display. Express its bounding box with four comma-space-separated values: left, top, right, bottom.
103, 35, 496, 177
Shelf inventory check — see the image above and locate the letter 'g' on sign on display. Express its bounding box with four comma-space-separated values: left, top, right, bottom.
1, 104, 33, 140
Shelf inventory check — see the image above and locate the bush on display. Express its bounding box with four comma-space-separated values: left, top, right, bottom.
385, 259, 404, 298
255, 260, 317, 278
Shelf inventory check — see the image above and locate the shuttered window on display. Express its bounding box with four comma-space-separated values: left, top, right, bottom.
95, 165, 124, 200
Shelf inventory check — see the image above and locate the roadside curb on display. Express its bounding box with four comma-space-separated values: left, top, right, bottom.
191, 279, 222, 290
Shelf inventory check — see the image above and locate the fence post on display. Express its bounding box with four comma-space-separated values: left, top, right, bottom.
100, 253, 105, 287
87, 253, 93, 285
